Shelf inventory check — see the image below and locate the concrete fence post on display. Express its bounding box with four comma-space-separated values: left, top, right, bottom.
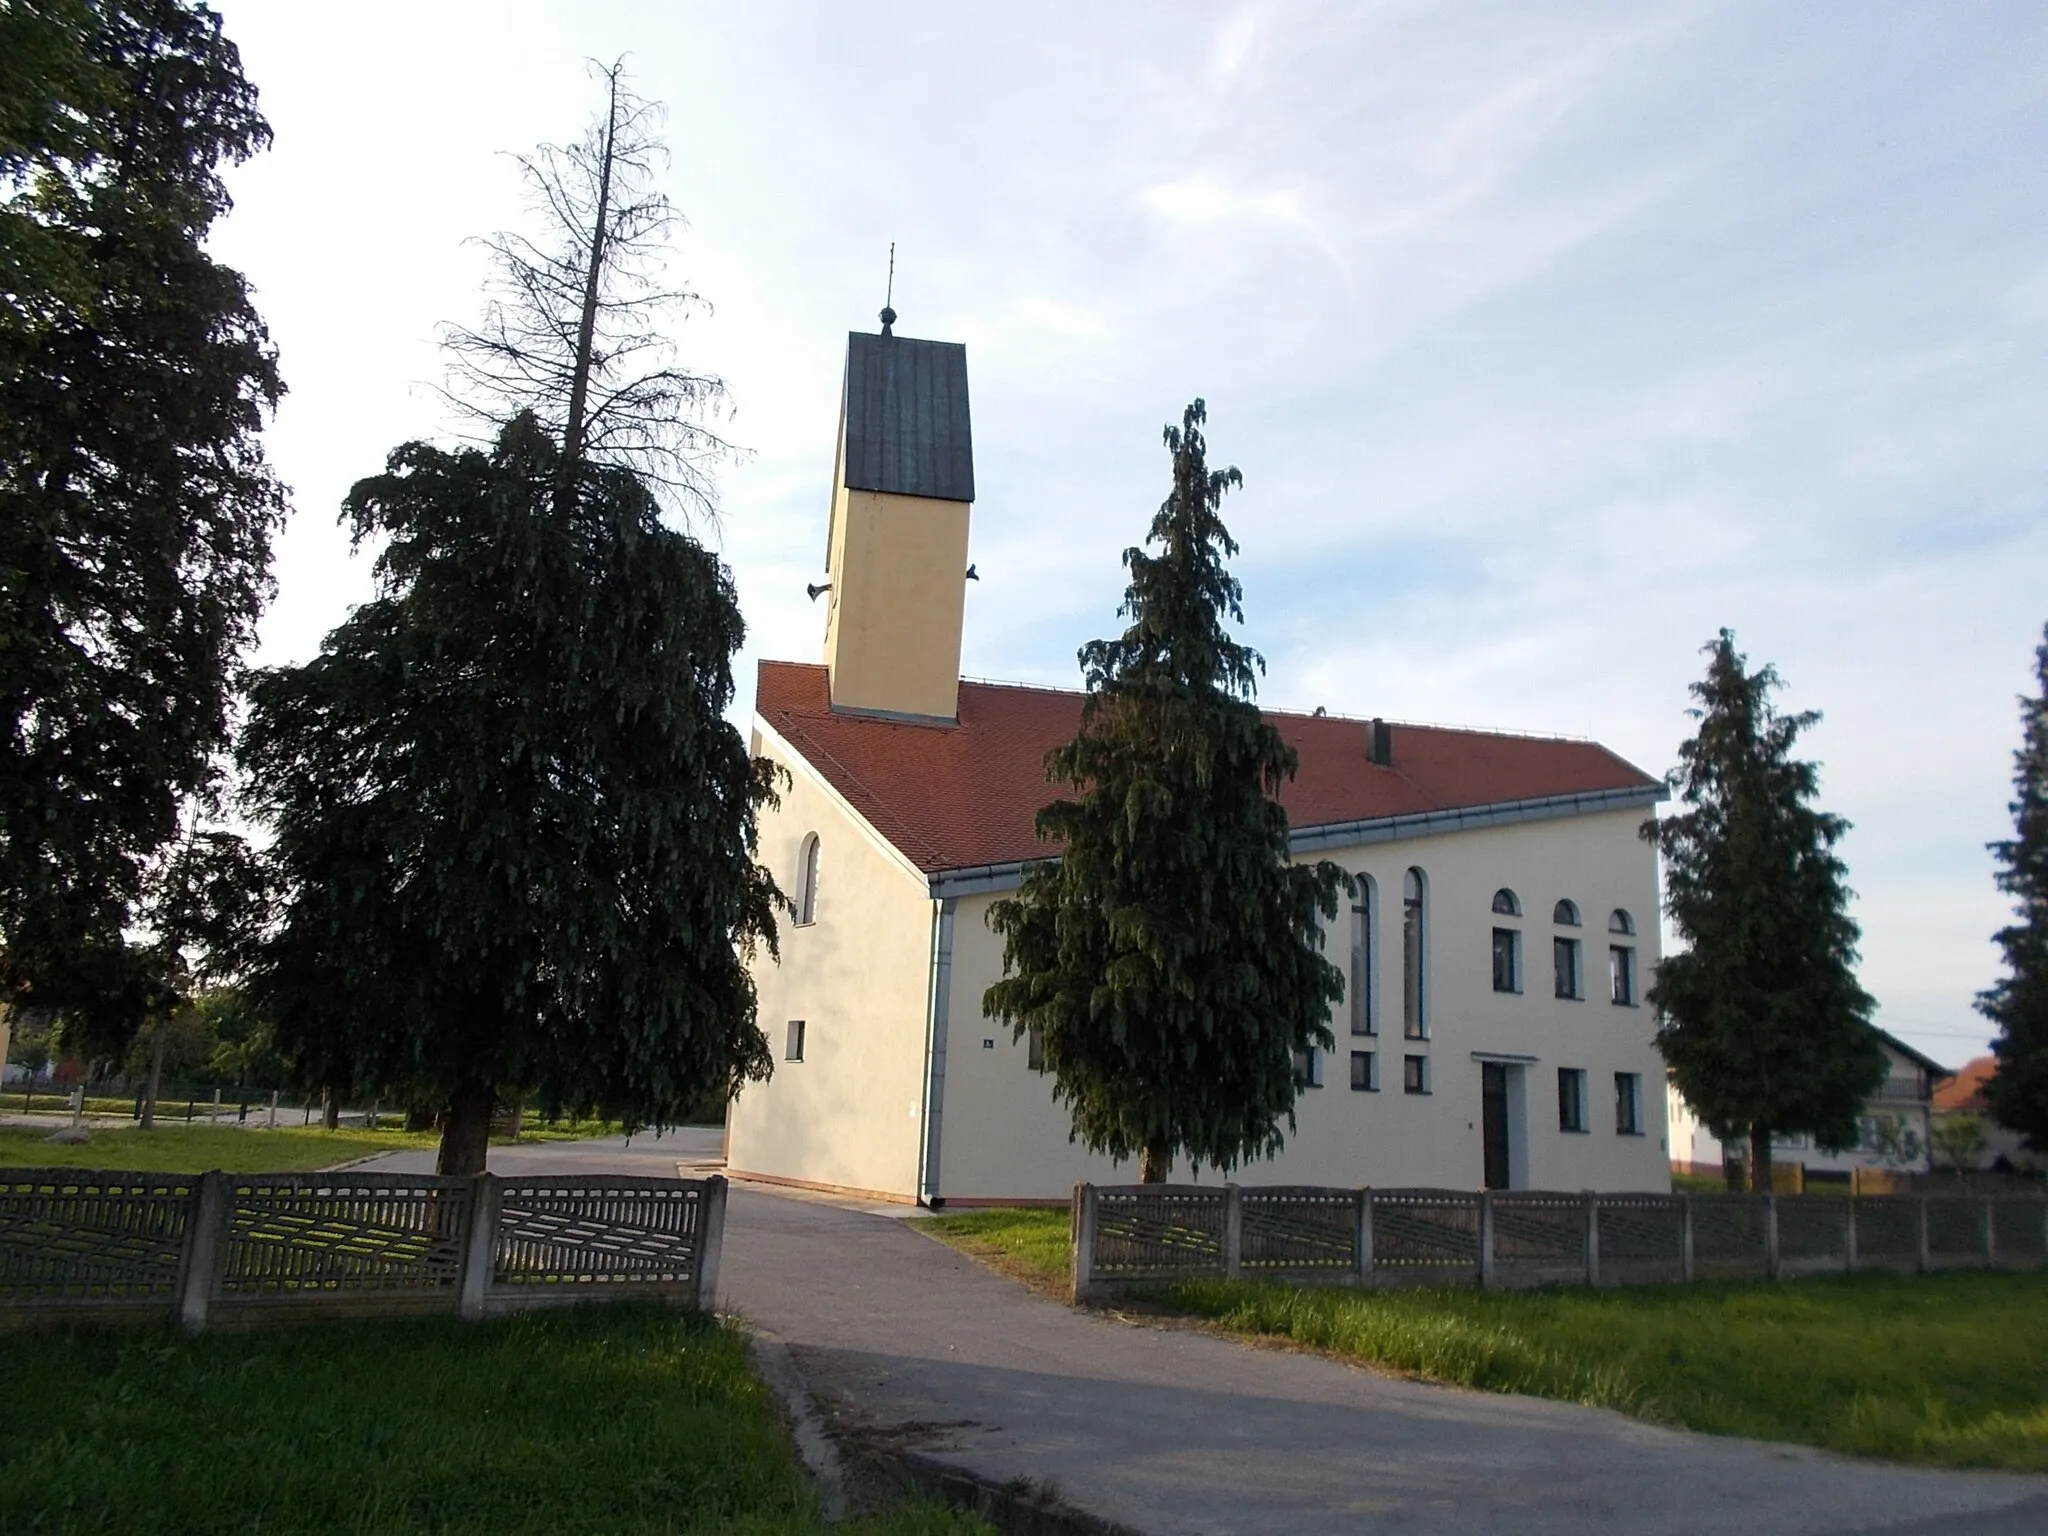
1764, 1194, 1781, 1281
1844, 1197, 1858, 1275
1223, 1184, 1244, 1280
458, 1172, 501, 1320
694, 1175, 728, 1312
1477, 1191, 1496, 1289
177, 1170, 231, 1334
1584, 1192, 1601, 1288
1071, 1183, 1098, 1305
1679, 1193, 1695, 1284
1916, 1196, 1931, 1273
1354, 1188, 1373, 1287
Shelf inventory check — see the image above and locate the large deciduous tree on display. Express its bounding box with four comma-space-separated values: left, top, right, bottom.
1980, 624, 2048, 1149
0, 1, 284, 1024
1648, 631, 1884, 1191
241, 417, 782, 1175
983, 401, 1346, 1184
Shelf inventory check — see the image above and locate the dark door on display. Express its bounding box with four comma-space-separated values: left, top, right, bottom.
1482, 1063, 1510, 1190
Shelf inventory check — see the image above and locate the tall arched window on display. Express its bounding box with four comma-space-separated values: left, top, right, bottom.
1490, 887, 1521, 994
1350, 875, 1376, 1036
795, 833, 821, 926
1403, 868, 1427, 1039
1608, 908, 1637, 1005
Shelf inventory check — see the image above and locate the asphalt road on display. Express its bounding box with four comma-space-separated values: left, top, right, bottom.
358, 1136, 2048, 1535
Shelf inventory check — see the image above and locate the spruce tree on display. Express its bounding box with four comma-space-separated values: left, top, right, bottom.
1980, 624, 2048, 1149
240, 417, 782, 1175
1, 1, 283, 1024
1650, 631, 1885, 1191
983, 401, 1346, 1183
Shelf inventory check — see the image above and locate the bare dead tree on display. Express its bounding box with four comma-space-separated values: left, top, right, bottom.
442, 59, 735, 518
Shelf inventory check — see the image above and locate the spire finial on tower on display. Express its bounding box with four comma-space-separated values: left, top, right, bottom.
879, 242, 897, 335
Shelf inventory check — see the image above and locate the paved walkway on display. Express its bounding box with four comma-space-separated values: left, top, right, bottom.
359, 1139, 2048, 1534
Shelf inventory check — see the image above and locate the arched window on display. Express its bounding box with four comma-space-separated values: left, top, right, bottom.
1350, 875, 1376, 1037
1553, 899, 1580, 926
795, 833, 821, 926
1403, 868, 1427, 1039
1609, 908, 1635, 936
1609, 908, 1638, 1005
1490, 887, 1521, 995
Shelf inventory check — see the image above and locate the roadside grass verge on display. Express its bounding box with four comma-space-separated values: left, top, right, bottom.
0, 1303, 984, 1535
917, 1206, 2048, 1470
0, 1123, 441, 1173
914, 1209, 1072, 1300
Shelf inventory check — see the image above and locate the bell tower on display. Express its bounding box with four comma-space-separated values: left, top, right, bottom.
819, 307, 975, 722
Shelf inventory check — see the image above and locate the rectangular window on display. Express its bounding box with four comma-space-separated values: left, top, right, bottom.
1403, 1054, 1429, 1095
1554, 937, 1581, 999
1610, 945, 1636, 1006
1615, 1072, 1641, 1135
1350, 887, 1375, 1036
786, 1020, 806, 1063
1026, 1028, 1045, 1072
1491, 928, 1521, 993
1350, 1050, 1378, 1092
1558, 1067, 1587, 1132
1293, 1046, 1324, 1089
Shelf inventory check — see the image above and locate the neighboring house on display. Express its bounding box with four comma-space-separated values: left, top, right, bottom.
724, 318, 1674, 1205
1933, 1055, 2043, 1173
1666, 1030, 1951, 1183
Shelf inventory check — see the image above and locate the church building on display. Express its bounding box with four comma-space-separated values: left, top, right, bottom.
725, 317, 1673, 1204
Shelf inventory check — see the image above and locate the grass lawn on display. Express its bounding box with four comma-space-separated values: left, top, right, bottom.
0, 1304, 983, 1535
918, 1205, 2048, 1471
0, 1123, 441, 1174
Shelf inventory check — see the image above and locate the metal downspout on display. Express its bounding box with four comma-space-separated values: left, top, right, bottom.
918, 897, 957, 1206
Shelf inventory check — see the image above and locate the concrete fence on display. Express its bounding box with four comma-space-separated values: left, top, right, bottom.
0, 1168, 725, 1331
1069, 1183, 2048, 1303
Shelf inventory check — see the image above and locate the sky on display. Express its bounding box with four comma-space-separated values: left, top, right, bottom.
205, 1, 2048, 1071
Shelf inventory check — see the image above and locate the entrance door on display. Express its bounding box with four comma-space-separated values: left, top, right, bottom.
1481, 1063, 1510, 1190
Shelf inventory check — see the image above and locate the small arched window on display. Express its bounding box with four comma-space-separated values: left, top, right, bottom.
795, 833, 822, 926
1609, 908, 1635, 936
1491, 888, 1521, 917
1553, 899, 1581, 926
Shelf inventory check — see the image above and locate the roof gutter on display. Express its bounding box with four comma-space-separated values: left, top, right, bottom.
925, 783, 1667, 899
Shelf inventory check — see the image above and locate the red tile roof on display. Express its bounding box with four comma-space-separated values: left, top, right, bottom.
1934, 1054, 1995, 1115
754, 660, 1662, 876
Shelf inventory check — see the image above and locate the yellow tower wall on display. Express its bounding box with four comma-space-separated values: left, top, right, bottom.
822, 484, 971, 721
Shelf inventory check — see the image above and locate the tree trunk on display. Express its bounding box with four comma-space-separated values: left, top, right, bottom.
437, 1077, 494, 1176
1748, 1124, 1773, 1194
557, 64, 619, 507
1139, 1144, 1168, 1183
322, 1090, 339, 1130
139, 1021, 166, 1130
403, 1103, 437, 1133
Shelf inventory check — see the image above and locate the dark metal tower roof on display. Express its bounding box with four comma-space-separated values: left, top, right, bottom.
842, 331, 974, 502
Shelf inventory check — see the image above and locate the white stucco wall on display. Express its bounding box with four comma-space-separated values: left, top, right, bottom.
723, 722, 939, 1200
933, 806, 1670, 1201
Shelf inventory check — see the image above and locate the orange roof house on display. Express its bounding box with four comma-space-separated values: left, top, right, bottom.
725, 313, 1674, 1205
